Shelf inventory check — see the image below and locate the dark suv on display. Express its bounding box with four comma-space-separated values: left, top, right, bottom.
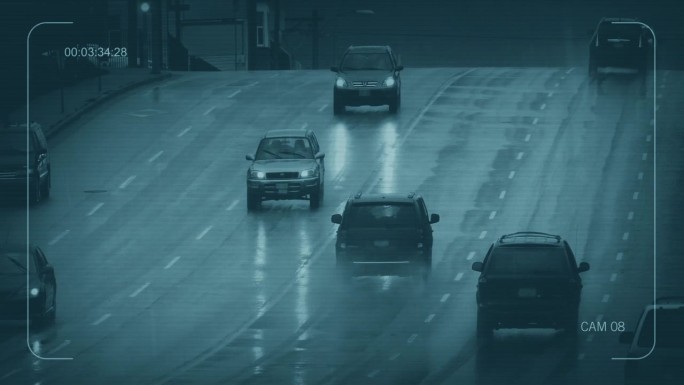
330, 45, 403, 114
0, 122, 51, 203
330, 192, 439, 279
471, 232, 590, 338
246, 129, 325, 210
589, 17, 650, 78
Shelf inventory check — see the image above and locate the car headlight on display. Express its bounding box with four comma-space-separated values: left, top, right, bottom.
383, 76, 396, 87
30, 288, 40, 297
300, 169, 318, 178
335, 77, 347, 88
250, 170, 266, 179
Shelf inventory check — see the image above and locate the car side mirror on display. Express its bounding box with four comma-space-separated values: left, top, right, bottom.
331, 214, 342, 224
246, 154, 255, 161
429, 213, 440, 224
395, 65, 404, 71
619, 331, 635, 344
472, 261, 483, 272
578, 262, 590, 273
315, 152, 325, 160
330, 66, 339, 72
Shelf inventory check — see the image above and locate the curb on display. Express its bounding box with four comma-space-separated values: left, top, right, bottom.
44, 72, 173, 138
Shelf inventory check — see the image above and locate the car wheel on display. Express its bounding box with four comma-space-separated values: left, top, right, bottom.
247, 192, 261, 211
477, 309, 493, 340
389, 95, 400, 114
30, 176, 42, 204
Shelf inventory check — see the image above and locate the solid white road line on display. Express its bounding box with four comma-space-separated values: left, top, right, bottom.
177, 126, 192, 137
226, 200, 239, 211
129, 282, 151, 298
87, 202, 104, 216
228, 89, 242, 98
196, 225, 213, 240
92, 313, 111, 326
440, 293, 451, 303
119, 175, 136, 189
467, 251, 475, 260
454, 272, 464, 281
148, 150, 164, 163
203, 106, 216, 116
425, 314, 436, 323
164, 256, 181, 270
48, 230, 70, 246
318, 104, 328, 112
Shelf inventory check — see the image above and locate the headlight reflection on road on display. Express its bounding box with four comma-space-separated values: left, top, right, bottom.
331, 122, 348, 181
378, 120, 398, 194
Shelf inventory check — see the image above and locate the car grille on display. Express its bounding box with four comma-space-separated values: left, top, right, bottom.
265, 172, 299, 180
351, 81, 379, 87
263, 182, 302, 194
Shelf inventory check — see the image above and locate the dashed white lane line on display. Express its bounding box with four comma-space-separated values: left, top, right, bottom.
148, 150, 164, 163
649, 118, 654, 126
440, 293, 451, 303
0, 368, 20, 380
227, 89, 242, 98
516, 152, 524, 160
578, 353, 586, 360
489, 210, 497, 220
628, 211, 634, 220
524, 134, 531, 142
407, 334, 418, 344
196, 225, 213, 240
164, 256, 181, 269
203, 106, 216, 116
270, 73, 279, 78
367, 369, 380, 378
247, 81, 259, 87
226, 200, 239, 211
508, 171, 516, 179
48, 230, 70, 246
454, 272, 464, 281
610, 273, 617, 282
389, 353, 401, 361
177, 126, 192, 137
616, 252, 624, 261
499, 190, 507, 199
633, 191, 639, 200
318, 104, 328, 112
560, 76, 566, 80
646, 135, 652, 142
92, 313, 111, 326
425, 314, 436, 323
587, 334, 595, 342
119, 175, 137, 189
301, 122, 309, 129
642, 153, 648, 161
478, 230, 487, 239
466, 251, 476, 260
540, 103, 547, 110
623, 232, 630, 241
553, 83, 559, 88
87, 202, 104, 216
129, 282, 151, 298
656, 105, 660, 111
657, 94, 662, 99
532, 117, 539, 125
602, 294, 611, 303
547, 92, 554, 97
596, 314, 604, 323
638, 172, 644, 180
48, 339, 71, 355
566, 68, 574, 74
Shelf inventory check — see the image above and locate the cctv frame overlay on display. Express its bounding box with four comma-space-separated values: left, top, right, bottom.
23, 21, 658, 362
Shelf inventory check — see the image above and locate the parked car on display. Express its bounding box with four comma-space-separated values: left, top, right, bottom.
0, 122, 51, 203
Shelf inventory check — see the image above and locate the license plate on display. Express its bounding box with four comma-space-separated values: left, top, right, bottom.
373, 240, 390, 248
275, 183, 287, 194
359, 90, 370, 97
518, 288, 537, 298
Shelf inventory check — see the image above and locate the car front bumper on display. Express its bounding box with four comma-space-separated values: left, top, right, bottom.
247, 177, 320, 201
334, 87, 398, 106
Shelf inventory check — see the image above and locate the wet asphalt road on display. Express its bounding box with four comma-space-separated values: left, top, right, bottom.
0, 66, 682, 385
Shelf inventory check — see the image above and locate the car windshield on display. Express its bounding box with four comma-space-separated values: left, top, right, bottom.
599, 23, 642, 40
255, 137, 314, 160
341, 53, 393, 71
637, 308, 684, 348
486, 246, 570, 275
0, 132, 33, 153
0, 252, 29, 274
345, 203, 418, 228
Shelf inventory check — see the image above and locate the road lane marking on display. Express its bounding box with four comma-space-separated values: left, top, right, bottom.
508, 171, 516, 179
638, 172, 643, 180
0, 368, 20, 380
540, 103, 546, 110
616, 252, 623, 261
87, 202, 104, 216
566, 68, 574, 74
479, 231, 487, 239
92, 313, 111, 326
602, 294, 610, 303
524, 134, 531, 142
48, 340, 71, 355
633, 192, 639, 200
301, 122, 309, 129
177, 126, 192, 137
547, 92, 554, 97
623, 232, 630, 241
148, 150, 164, 163
129, 282, 151, 298
560, 76, 566, 80
516, 152, 524, 160
532, 117, 539, 125
596, 314, 604, 323
425, 314, 436, 323
587, 334, 595, 342
489, 211, 497, 219
578, 353, 586, 360
196, 225, 213, 240
119, 175, 136, 189
642, 153, 648, 161
656, 105, 660, 111
628, 212, 634, 220
454, 272, 464, 281
203, 106, 216, 116
48, 230, 70, 246
553, 83, 559, 88
226, 200, 239, 211
389, 353, 401, 361
646, 135, 652, 142
318, 104, 328, 112
247, 81, 259, 87
164, 256, 181, 269
657, 94, 662, 99
610, 273, 617, 282
227, 89, 241, 98
407, 334, 418, 344
467, 251, 475, 260
499, 190, 506, 199
440, 293, 451, 303
367, 369, 380, 378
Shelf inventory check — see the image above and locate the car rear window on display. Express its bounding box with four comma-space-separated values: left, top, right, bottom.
637, 308, 684, 348
345, 203, 418, 228
256, 137, 313, 160
341, 53, 393, 71
486, 246, 570, 275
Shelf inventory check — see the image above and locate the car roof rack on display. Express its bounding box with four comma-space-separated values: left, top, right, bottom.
407, 192, 416, 199
499, 231, 561, 243
353, 191, 363, 199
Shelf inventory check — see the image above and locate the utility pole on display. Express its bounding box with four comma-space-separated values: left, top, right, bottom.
127, 0, 138, 67
246, 0, 257, 70
311, 9, 319, 69
151, 0, 162, 74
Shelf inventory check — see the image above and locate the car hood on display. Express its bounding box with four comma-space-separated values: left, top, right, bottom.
250, 159, 318, 173
338, 70, 394, 83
